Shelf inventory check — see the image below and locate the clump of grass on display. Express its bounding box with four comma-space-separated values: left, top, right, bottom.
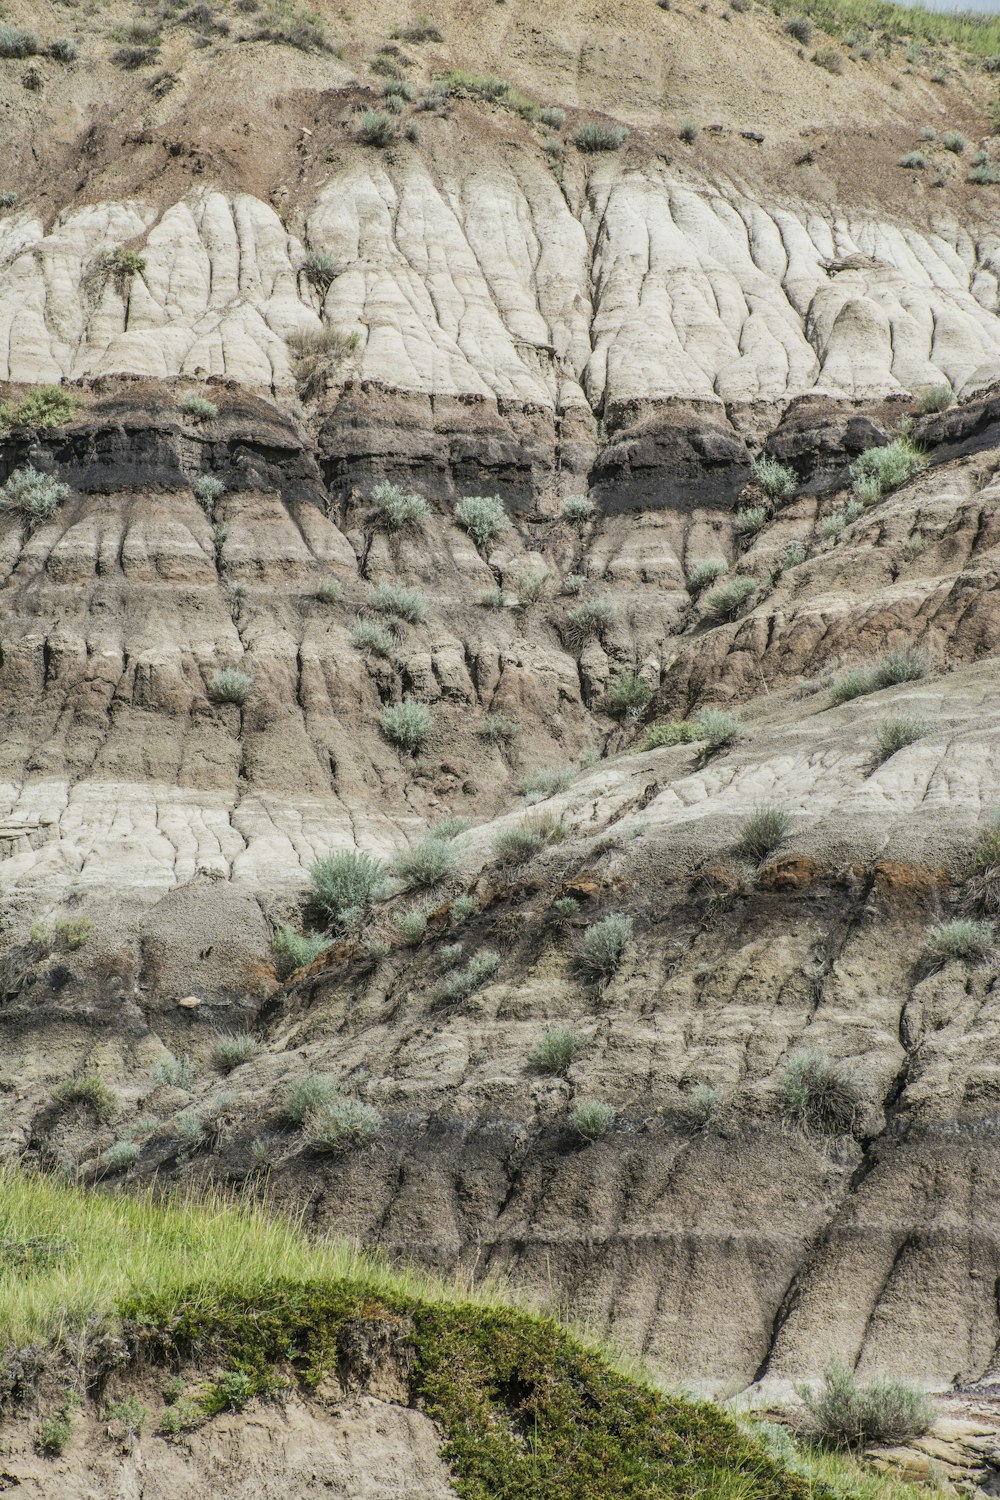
395, 836, 456, 888
829, 648, 928, 704
924, 919, 993, 968
781, 542, 807, 568
366, 582, 428, 623
433, 817, 474, 839
563, 598, 617, 647
0, 384, 79, 431
359, 109, 397, 145
915, 385, 952, 414
437, 950, 501, 1004
687, 558, 728, 593
518, 765, 574, 802
941, 129, 967, 153
696, 707, 743, 752
813, 45, 844, 72
52, 1075, 120, 1125
561, 496, 594, 524
283, 1074, 340, 1124
642, 720, 699, 750
304, 1099, 381, 1154
211, 1035, 261, 1074
50, 37, 78, 61
208, 668, 252, 706
899, 151, 927, 170
734, 806, 791, 862
605, 671, 653, 718
315, 576, 344, 604
733, 505, 768, 537
493, 822, 551, 866
779, 1051, 862, 1133
568, 1100, 615, 1141
478, 587, 509, 610
105, 1396, 147, 1437
529, 1026, 588, 1076
785, 14, 813, 43
578, 913, 633, 982
454, 495, 510, 548
380, 699, 432, 753
174, 1111, 206, 1152
302, 250, 338, 290
0, 465, 69, 530
0, 23, 38, 56
287, 326, 360, 395
539, 105, 566, 129
819, 499, 863, 539
562, 574, 587, 596
702, 576, 758, 621
850, 437, 921, 498
966, 815, 1000, 915
397, 910, 428, 943
180, 391, 218, 420
678, 120, 700, 143
551, 896, 580, 920
54, 915, 92, 950
102, 1141, 140, 1174
509, 566, 552, 606
480, 712, 517, 743
372, 480, 430, 531
351, 618, 396, 657
796, 1365, 934, 1449
450, 894, 477, 922
310, 850, 390, 927
150, 1055, 195, 1090
969, 161, 1000, 184
574, 122, 628, 151
679, 1084, 723, 1132
873, 715, 927, 766
271, 927, 332, 976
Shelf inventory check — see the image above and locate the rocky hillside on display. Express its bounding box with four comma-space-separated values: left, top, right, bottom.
3, 0, 1000, 1418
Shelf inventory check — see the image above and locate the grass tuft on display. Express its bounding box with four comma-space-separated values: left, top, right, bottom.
779, 1051, 861, 1133
529, 1026, 588, 1075
796, 1364, 933, 1449
734, 806, 792, 862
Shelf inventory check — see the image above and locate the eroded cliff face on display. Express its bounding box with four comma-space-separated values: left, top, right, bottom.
3, 0, 1000, 1397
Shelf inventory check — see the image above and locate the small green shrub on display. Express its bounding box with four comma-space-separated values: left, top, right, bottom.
518, 764, 574, 801
0, 465, 69, 529
687, 558, 727, 593
642, 720, 699, 750
382, 76, 415, 101
208, 668, 252, 705
797, 1365, 934, 1449
915, 385, 952, 414
509, 566, 551, 606
529, 1026, 588, 1075
605, 670, 653, 718
733, 505, 767, 537
37, 1404, 74, 1457
433, 817, 474, 839
941, 129, 967, 153
151, 1054, 195, 1090
310, 850, 390, 925
0, 384, 79, 431
480, 712, 517, 743
395, 836, 456, 888
574, 122, 628, 151
351, 617, 396, 657
924, 919, 993, 967
493, 823, 549, 866
0, 24, 37, 57
539, 105, 566, 129
820, 499, 863, 538
102, 1140, 140, 1173
678, 119, 700, 142
315, 576, 344, 604
850, 438, 921, 497
873, 715, 927, 765
271, 927, 332, 975
395, 909, 428, 943
181, 392, 218, 420
283, 1074, 340, 1124
781, 542, 807, 568
579, 913, 633, 981
437, 950, 501, 1003
305, 1098, 381, 1153
0, 192, 16, 209
563, 598, 617, 646
779, 1051, 861, 1133
552, 896, 580, 919
679, 1084, 723, 1132
562, 494, 594, 521
696, 707, 743, 750
359, 109, 397, 145
380, 699, 432, 753
174, 1111, 205, 1151
52, 1075, 120, 1124
562, 573, 587, 595
105, 1396, 147, 1437
50, 37, 78, 61
829, 648, 928, 704
813, 45, 844, 72
734, 805, 791, 862
112, 44, 158, 69
372, 480, 430, 531
211, 1034, 260, 1074
702, 576, 758, 621
193, 474, 225, 510
785, 14, 813, 42
450, 894, 477, 922
454, 494, 510, 548
252, 3, 329, 50
302, 250, 338, 289
969, 162, 1000, 184
367, 582, 428, 623
477, 587, 509, 610
54, 915, 92, 950
568, 1100, 615, 1141
966, 816, 1000, 915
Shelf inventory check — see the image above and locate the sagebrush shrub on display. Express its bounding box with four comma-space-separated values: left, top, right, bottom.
529, 1026, 588, 1075
302, 250, 338, 289
642, 720, 699, 750
454, 494, 510, 547
924, 919, 993, 967
151, 1054, 195, 1090
0, 384, 79, 430
433, 816, 474, 839
539, 105, 566, 129
0, 23, 37, 56
437, 950, 501, 1003
916, 385, 952, 413
211, 1034, 260, 1074
678, 119, 699, 143
193, 474, 225, 510
509, 566, 551, 606
941, 129, 967, 153
305, 1098, 381, 1153
561, 494, 594, 521
360, 109, 397, 145
850, 438, 921, 497
283, 1073, 340, 1124
779, 1051, 861, 1133
782, 542, 807, 568
900, 151, 927, 170
518, 765, 574, 801
569, 1100, 615, 1140
50, 36, 78, 61
367, 582, 428, 623
696, 707, 743, 750
372, 480, 429, 531
181, 392, 218, 420
874, 715, 927, 765
797, 1365, 933, 1448
574, 122, 628, 151
271, 927, 331, 975
813, 45, 844, 72
733, 505, 767, 537
829, 648, 928, 705
395, 835, 456, 888
396, 910, 428, 942
493, 823, 549, 866
687, 558, 727, 593
480, 712, 517, 743
679, 1084, 723, 1132
102, 1140, 140, 1173
351, 618, 395, 657
605, 671, 653, 717
380, 699, 432, 753
734, 805, 791, 862
702, 577, 757, 621
174, 1110, 205, 1151
579, 913, 633, 981
785, 14, 813, 42
315, 576, 344, 604
563, 598, 617, 646
310, 850, 390, 925
208, 668, 252, 705
0, 465, 69, 529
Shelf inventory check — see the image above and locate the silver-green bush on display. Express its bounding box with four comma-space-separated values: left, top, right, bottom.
310, 850, 390, 925
574, 122, 628, 151
779, 1051, 861, 1133
271, 927, 332, 975
380, 699, 432, 753
734, 805, 791, 862
372, 480, 430, 531
211, 1034, 261, 1074
796, 1364, 934, 1448
304, 1098, 381, 1153
924, 918, 994, 967
367, 582, 428, 623
529, 1026, 588, 1075
0, 465, 69, 529
579, 913, 633, 981
283, 1073, 340, 1124
394, 836, 456, 888
753, 456, 797, 500
180, 392, 218, 420
568, 1100, 615, 1140
208, 668, 252, 705
702, 577, 758, 621
454, 494, 510, 548
351, 617, 395, 656
687, 558, 727, 593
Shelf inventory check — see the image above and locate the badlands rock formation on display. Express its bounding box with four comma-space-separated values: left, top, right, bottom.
3, 0, 1000, 1409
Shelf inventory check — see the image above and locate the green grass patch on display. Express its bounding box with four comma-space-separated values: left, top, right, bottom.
766, 0, 1000, 58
